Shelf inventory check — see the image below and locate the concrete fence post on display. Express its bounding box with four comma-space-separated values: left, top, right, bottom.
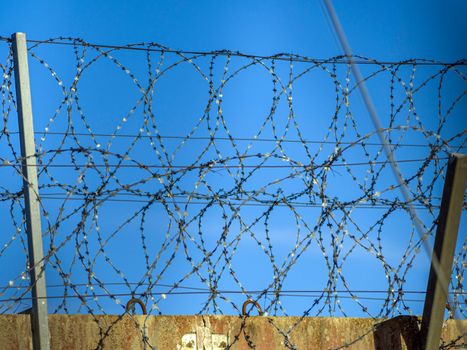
421, 153, 467, 349
12, 32, 50, 350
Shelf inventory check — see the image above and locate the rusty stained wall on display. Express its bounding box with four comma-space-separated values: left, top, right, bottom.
0, 314, 465, 350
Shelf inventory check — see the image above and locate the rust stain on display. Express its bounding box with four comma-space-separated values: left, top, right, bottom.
0, 315, 465, 349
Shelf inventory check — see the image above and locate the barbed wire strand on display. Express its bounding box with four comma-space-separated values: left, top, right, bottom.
0, 33, 465, 349
323, 0, 466, 342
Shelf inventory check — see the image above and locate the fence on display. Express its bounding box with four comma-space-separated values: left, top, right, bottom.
0, 35, 466, 349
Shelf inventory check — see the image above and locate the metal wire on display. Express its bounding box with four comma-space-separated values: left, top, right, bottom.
0, 34, 465, 349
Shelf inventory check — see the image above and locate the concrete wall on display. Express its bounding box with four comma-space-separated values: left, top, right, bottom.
0, 314, 465, 349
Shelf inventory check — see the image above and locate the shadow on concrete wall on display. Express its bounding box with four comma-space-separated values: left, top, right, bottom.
373, 316, 421, 350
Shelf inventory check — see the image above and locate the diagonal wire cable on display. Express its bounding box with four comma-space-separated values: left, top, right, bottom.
323, 0, 466, 331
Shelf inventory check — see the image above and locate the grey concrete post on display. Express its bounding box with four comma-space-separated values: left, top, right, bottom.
12, 32, 50, 350
421, 153, 467, 349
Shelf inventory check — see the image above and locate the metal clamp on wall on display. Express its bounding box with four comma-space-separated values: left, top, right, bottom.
126, 297, 147, 315
242, 299, 263, 316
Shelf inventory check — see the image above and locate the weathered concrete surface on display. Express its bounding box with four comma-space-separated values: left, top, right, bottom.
0, 314, 465, 349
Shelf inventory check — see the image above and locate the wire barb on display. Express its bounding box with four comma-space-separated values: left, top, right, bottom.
0, 35, 465, 349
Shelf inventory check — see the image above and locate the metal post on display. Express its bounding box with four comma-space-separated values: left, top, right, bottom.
421, 153, 467, 349
12, 32, 50, 350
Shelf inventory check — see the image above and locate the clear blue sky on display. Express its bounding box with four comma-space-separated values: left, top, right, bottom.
2, 0, 466, 61
1, 1, 466, 318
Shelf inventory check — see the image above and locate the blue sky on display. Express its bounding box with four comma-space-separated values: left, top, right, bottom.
2, 0, 466, 60
0, 1, 466, 318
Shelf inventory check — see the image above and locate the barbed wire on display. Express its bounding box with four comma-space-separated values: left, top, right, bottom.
1, 35, 466, 66
10, 129, 467, 148
0, 36, 466, 349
